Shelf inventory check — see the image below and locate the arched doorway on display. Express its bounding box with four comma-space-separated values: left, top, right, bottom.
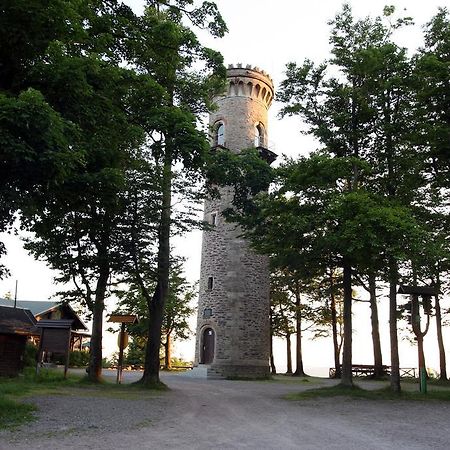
201, 328, 215, 364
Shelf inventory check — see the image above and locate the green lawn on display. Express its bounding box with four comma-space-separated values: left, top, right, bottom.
0, 368, 163, 429
285, 383, 450, 401
0, 368, 84, 429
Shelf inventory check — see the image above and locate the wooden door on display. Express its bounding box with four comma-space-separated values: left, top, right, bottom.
201, 328, 215, 364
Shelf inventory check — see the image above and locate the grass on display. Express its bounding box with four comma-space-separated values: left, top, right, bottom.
226, 375, 273, 381
0, 367, 85, 429
0, 396, 36, 429
272, 374, 325, 384
285, 383, 450, 402
0, 367, 166, 429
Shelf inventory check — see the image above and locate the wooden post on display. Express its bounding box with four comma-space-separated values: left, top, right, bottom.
117, 322, 126, 384
36, 328, 44, 375
411, 293, 427, 393
64, 330, 71, 379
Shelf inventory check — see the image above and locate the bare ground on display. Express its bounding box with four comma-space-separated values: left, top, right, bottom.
1, 369, 450, 449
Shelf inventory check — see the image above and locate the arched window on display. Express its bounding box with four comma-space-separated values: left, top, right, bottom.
215, 122, 225, 146
254, 123, 265, 147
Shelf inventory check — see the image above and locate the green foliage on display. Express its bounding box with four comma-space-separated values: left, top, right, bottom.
125, 339, 146, 367
169, 356, 192, 368
102, 355, 117, 369
117, 260, 196, 346
50, 350, 90, 367
414, 8, 450, 190
69, 351, 90, 368
23, 343, 38, 368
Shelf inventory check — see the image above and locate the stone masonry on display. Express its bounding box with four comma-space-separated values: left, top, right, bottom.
194, 64, 276, 378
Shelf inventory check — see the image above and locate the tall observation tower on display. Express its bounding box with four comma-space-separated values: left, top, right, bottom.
194, 64, 276, 379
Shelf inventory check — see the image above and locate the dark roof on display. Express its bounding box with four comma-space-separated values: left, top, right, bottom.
0, 299, 88, 331
0, 299, 56, 316
398, 285, 440, 296
36, 319, 73, 329
0, 306, 39, 335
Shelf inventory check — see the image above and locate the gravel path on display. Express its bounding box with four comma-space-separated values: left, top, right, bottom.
1, 369, 450, 449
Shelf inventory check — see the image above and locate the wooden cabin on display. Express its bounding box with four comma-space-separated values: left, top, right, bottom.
0, 306, 39, 376
0, 299, 90, 350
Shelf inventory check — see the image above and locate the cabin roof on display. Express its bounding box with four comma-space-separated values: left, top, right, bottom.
0, 305, 39, 336
0, 299, 88, 331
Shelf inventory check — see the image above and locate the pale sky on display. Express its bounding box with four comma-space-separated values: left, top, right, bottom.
1, 0, 448, 374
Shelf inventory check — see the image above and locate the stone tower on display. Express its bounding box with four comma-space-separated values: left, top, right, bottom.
194, 64, 276, 379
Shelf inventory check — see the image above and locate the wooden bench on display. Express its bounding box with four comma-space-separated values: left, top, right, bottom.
329, 364, 416, 378
329, 365, 386, 378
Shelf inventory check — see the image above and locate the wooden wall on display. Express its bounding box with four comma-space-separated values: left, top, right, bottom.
0, 334, 27, 376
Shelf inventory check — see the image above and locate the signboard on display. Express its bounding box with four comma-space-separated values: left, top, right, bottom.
117, 331, 129, 349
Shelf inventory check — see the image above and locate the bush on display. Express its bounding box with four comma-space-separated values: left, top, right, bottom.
41, 350, 90, 367
23, 343, 38, 368
69, 351, 90, 367
125, 346, 145, 367
102, 354, 117, 368
170, 357, 192, 368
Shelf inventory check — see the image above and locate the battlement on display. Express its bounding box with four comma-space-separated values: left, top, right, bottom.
220, 63, 274, 108
227, 64, 274, 85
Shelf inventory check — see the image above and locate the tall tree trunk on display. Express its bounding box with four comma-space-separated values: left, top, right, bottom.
141, 149, 172, 386
87, 263, 109, 382
330, 270, 341, 378
293, 285, 305, 376
270, 328, 276, 374
286, 330, 292, 374
164, 332, 172, 369
340, 258, 353, 388
368, 272, 383, 378
389, 260, 401, 393
434, 272, 447, 381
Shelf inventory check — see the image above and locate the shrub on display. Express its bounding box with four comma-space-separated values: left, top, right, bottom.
69, 351, 90, 367
23, 343, 38, 368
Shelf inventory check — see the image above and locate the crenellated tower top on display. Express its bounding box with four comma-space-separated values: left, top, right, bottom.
218, 63, 274, 109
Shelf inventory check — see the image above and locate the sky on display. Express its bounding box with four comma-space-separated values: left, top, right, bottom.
1, 0, 448, 375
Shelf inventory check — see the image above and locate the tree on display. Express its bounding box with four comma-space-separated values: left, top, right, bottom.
116, 259, 196, 369
226, 148, 424, 389
413, 8, 450, 381
0, 0, 86, 276
354, 271, 384, 378
414, 8, 450, 192
21, 1, 156, 382
270, 272, 296, 374
118, 1, 226, 386
277, 5, 430, 391
308, 268, 345, 379
161, 264, 196, 369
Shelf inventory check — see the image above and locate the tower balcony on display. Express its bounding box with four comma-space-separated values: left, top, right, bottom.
256, 145, 277, 165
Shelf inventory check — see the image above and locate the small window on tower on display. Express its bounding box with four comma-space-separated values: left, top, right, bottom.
215, 123, 225, 146
254, 123, 265, 147
210, 212, 217, 226
207, 276, 214, 290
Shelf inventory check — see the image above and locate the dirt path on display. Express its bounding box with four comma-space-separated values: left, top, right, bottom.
2, 370, 450, 449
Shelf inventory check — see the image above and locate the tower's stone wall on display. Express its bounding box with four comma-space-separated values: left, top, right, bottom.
194, 64, 274, 378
